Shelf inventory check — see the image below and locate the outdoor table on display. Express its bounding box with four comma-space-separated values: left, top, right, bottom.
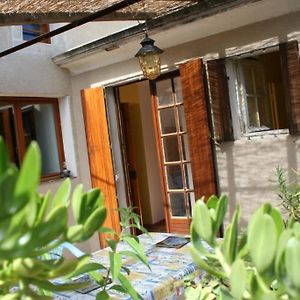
53, 232, 206, 300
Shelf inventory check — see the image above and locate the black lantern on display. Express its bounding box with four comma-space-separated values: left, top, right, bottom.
135, 34, 164, 80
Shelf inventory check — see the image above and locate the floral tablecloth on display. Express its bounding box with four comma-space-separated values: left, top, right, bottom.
54, 233, 205, 300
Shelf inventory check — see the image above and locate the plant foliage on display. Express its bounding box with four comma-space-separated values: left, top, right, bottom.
0, 139, 148, 300
189, 194, 300, 300
276, 167, 300, 222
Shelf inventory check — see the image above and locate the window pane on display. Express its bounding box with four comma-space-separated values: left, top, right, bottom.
258, 96, 272, 129
166, 165, 183, 189
169, 193, 186, 217
0, 105, 19, 166
247, 97, 260, 128
174, 77, 183, 104
162, 136, 180, 162
156, 79, 173, 106
21, 104, 60, 175
159, 107, 176, 134
185, 163, 194, 189
177, 105, 187, 132
181, 134, 190, 161
242, 64, 254, 95
254, 71, 265, 95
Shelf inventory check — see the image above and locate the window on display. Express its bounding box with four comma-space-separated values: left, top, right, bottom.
0, 98, 64, 179
234, 51, 288, 134
22, 24, 50, 43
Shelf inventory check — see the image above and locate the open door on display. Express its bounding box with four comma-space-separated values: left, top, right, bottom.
151, 59, 217, 234
81, 87, 121, 247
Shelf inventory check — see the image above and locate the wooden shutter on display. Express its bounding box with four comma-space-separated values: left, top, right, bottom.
207, 59, 233, 142
179, 58, 217, 200
81, 87, 121, 247
279, 40, 300, 135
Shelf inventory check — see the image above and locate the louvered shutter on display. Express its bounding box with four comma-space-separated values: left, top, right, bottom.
179, 58, 217, 200
207, 59, 234, 142
279, 40, 300, 135
81, 87, 121, 247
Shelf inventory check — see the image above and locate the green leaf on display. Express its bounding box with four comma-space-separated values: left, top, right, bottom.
35, 192, 51, 225
14, 142, 41, 207
72, 184, 83, 224
109, 252, 122, 281
109, 284, 126, 293
68, 262, 105, 279
80, 189, 104, 224
46, 258, 83, 279
190, 227, 215, 258
207, 195, 219, 210
222, 205, 240, 265
66, 225, 84, 242
190, 246, 226, 278
83, 206, 107, 238
31, 278, 89, 292
213, 194, 228, 236
285, 236, 300, 289
192, 199, 213, 245
107, 239, 117, 252
96, 290, 111, 300
270, 207, 284, 237
248, 213, 277, 273
0, 137, 9, 175
0, 168, 19, 218
99, 227, 116, 234
230, 259, 246, 300
51, 179, 71, 209
293, 222, 300, 239
118, 273, 141, 300
275, 229, 292, 276
122, 236, 149, 268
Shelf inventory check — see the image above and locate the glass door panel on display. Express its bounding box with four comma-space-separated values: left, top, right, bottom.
166, 165, 183, 189
159, 108, 176, 134
156, 79, 173, 106
169, 193, 186, 217
162, 135, 180, 162
152, 73, 195, 233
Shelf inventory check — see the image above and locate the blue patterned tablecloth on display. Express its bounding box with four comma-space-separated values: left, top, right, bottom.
54, 233, 205, 300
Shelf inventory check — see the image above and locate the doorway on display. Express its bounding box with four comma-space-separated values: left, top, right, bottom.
116, 81, 166, 232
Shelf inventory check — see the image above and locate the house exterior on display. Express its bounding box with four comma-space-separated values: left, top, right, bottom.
1, 0, 300, 251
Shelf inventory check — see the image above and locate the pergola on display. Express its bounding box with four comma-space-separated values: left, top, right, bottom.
0, 0, 259, 25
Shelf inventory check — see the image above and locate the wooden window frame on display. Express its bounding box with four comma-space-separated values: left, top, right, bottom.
22, 24, 51, 44
0, 97, 65, 181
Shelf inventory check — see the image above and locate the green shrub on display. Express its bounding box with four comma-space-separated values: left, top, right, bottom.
189, 194, 300, 300
276, 167, 300, 222
0, 138, 147, 300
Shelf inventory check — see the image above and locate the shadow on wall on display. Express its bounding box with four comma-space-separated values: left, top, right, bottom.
216, 134, 300, 227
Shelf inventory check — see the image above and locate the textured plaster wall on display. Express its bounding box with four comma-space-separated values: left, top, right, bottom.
216, 134, 300, 226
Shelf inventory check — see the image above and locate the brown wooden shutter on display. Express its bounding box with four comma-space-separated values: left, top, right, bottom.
279, 40, 300, 135
207, 59, 233, 142
81, 87, 121, 247
179, 58, 217, 200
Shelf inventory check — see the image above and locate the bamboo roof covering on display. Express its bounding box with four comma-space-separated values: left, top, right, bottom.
0, 0, 198, 25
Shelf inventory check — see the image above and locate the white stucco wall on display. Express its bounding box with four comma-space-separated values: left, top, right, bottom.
64, 7, 300, 229
217, 134, 300, 227
137, 81, 165, 224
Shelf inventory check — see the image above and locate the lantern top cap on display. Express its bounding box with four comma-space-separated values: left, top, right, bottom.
135, 33, 164, 57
